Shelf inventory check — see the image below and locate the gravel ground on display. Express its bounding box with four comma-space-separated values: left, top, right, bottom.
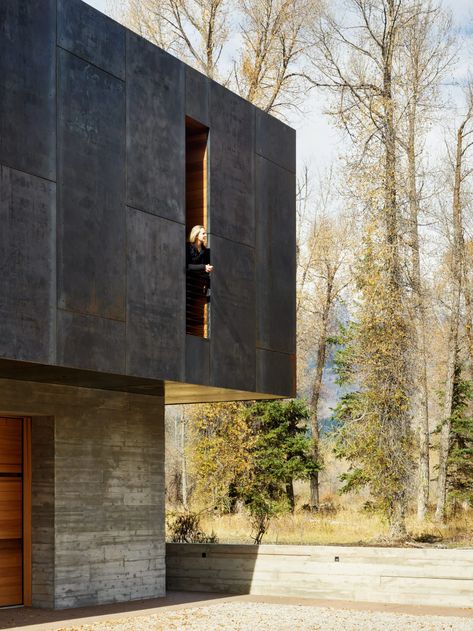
58, 602, 473, 631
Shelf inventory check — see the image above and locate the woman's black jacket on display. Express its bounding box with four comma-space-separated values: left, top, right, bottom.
186, 243, 210, 271
186, 243, 211, 297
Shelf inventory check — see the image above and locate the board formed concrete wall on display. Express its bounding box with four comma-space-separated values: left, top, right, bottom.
0, 378, 165, 609
166, 543, 473, 608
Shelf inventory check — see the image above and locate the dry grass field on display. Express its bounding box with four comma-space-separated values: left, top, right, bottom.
192, 486, 473, 547
168, 449, 473, 547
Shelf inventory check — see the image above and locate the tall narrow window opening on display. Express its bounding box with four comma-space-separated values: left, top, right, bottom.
185, 117, 210, 338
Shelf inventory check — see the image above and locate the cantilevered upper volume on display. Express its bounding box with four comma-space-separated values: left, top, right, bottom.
0, 0, 296, 404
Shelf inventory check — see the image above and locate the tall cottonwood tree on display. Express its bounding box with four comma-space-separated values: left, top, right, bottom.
308, 0, 430, 537
398, 1, 453, 521
436, 89, 473, 522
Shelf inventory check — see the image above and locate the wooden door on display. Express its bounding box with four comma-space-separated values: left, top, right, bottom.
0, 418, 31, 607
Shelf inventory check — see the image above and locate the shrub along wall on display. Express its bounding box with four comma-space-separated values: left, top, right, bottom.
166, 543, 473, 608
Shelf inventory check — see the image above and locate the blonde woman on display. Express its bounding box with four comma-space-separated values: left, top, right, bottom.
186, 226, 213, 335
186, 225, 213, 274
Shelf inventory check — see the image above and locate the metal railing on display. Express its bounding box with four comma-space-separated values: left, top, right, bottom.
186, 272, 210, 337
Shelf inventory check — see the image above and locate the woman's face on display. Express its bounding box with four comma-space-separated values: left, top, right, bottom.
198, 227, 207, 243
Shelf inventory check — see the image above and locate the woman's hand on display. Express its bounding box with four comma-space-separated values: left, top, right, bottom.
205, 264, 214, 273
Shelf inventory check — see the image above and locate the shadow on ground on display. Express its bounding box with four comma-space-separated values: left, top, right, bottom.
0, 591, 234, 630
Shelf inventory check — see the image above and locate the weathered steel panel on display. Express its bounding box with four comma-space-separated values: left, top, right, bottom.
256, 155, 296, 355
57, 309, 126, 374
0, 0, 56, 180
126, 32, 185, 223
256, 349, 295, 397
185, 335, 210, 385
58, 0, 125, 79
186, 66, 209, 126
126, 207, 186, 382
210, 236, 256, 392
57, 49, 126, 321
255, 109, 296, 174
0, 358, 165, 397
0, 167, 56, 363
209, 83, 255, 247
0, 1, 297, 401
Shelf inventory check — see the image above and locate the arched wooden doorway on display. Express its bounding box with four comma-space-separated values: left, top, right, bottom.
0, 417, 31, 607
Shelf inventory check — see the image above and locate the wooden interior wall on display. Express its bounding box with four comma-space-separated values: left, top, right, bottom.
186, 118, 209, 338
185, 118, 208, 235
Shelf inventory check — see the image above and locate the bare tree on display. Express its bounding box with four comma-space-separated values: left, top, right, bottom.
307, 0, 431, 537
435, 87, 473, 522
234, 0, 317, 114
297, 167, 354, 508
113, 0, 318, 114
165, 405, 192, 506
398, 1, 453, 521
112, 0, 230, 78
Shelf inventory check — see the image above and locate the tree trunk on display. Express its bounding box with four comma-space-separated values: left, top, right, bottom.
389, 492, 407, 539
309, 279, 333, 509
406, 101, 430, 521
463, 270, 473, 379
435, 123, 465, 522
180, 407, 188, 510
286, 479, 295, 513
416, 329, 431, 521
382, 1, 410, 537
435, 287, 460, 522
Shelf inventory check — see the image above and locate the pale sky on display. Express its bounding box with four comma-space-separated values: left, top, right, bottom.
84, 0, 473, 174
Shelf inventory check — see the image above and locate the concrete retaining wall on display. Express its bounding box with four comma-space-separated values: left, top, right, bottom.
166, 543, 473, 608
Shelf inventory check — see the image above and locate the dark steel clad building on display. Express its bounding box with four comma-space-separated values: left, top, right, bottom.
0, 0, 296, 608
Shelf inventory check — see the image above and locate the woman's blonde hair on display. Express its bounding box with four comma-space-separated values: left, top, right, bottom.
189, 225, 206, 244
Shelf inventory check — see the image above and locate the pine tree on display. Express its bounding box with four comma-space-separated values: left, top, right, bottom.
189, 400, 318, 542
443, 363, 473, 511
242, 400, 319, 542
